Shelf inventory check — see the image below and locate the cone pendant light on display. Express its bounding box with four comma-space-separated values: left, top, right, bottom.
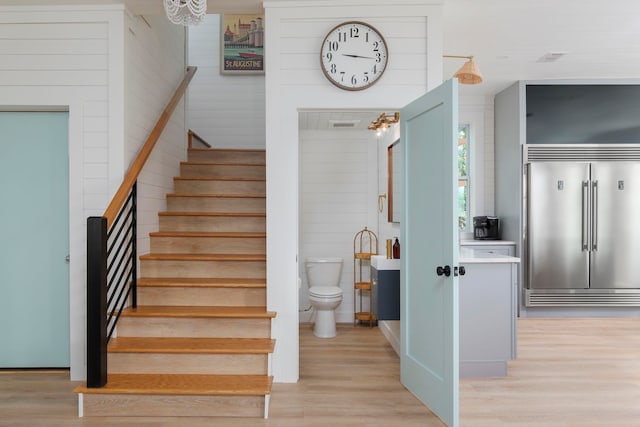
444, 55, 483, 85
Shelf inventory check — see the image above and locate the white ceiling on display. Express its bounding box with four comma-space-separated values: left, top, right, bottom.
4, 0, 639, 127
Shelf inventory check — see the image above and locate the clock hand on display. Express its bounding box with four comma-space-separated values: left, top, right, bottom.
341, 53, 375, 60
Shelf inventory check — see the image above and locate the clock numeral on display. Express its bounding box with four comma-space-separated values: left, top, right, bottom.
340, 71, 346, 82
326, 52, 333, 62
365, 32, 369, 43
330, 63, 337, 74
373, 41, 379, 52
350, 27, 359, 38
373, 64, 378, 74
376, 52, 382, 63
351, 75, 357, 85
363, 72, 369, 83
327, 40, 339, 51
338, 32, 347, 42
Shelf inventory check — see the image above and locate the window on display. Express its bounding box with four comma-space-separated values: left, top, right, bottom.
457, 125, 470, 231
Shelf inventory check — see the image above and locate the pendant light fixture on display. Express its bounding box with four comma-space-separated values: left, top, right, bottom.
443, 55, 483, 85
164, 0, 207, 26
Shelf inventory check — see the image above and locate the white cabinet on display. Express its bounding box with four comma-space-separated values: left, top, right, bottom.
459, 261, 518, 377
460, 240, 516, 256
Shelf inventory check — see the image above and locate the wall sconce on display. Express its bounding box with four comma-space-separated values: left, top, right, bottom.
443, 55, 483, 84
368, 112, 400, 135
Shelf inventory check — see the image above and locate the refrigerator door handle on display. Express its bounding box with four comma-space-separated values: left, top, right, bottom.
582, 180, 589, 251
592, 180, 598, 251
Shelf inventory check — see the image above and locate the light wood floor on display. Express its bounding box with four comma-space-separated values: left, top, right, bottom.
1, 318, 639, 426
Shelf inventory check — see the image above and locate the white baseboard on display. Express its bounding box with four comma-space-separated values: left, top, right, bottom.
378, 320, 400, 356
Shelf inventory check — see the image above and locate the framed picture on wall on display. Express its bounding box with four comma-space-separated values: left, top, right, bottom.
220, 14, 265, 74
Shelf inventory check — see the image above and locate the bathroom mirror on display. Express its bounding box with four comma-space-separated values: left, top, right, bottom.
387, 139, 402, 223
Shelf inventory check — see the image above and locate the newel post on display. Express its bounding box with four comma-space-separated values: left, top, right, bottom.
86, 216, 108, 388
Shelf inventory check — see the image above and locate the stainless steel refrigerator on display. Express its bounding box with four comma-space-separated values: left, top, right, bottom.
526, 161, 640, 296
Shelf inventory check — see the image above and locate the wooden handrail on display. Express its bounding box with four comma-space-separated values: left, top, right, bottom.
103, 66, 197, 228
188, 129, 212, 148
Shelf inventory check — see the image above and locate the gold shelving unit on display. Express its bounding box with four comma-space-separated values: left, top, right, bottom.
353, 227, 378, 327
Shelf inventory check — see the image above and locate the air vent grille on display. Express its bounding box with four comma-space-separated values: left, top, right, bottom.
525, 290, 640, 307
525, 144, 640, 162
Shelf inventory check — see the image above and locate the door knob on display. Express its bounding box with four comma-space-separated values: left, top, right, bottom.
436, 265, 451, 277
454, 266, 466, 276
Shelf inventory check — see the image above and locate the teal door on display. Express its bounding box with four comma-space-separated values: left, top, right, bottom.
0, 112, 70, 368
400, 80, 459, 426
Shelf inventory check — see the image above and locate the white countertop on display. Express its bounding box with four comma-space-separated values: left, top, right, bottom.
372, 248, 519, 269
371, 255, 401, 270
459, 247, 520, 264
460, 240, 517, 246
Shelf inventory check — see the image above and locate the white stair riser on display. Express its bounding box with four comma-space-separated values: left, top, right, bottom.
80, 394, 265, 417
174, 179, 265, 195
150, 235, 266, 254
159, 215, 266, 233
108, 353, 268, 375
188, 150, 265, 163
180, 163, 265, 179
140, 259, 266, 278
117, 317, 272, 339
167, 196, 265, 213
137, 286, 266, 306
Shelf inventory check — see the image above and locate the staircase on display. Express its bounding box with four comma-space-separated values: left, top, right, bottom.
75, 147, 275, 418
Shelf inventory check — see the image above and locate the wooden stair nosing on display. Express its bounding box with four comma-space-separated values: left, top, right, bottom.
108, 337, 275, 354
158, 211, 266, 218
74, 373, 273, 396
120, 305, 276, 319
188, 148, 265, 153
139, 253, 266, 261
174, 177, 266, 182
149, 231, 266, 238
181, 161, 266, 167
137, 277, 266, 288
167, 193, 266, 199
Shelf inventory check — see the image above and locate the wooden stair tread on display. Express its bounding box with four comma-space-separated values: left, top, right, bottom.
158, 211, 266, 217
167, 193, 265, 199
181, 161, 266, 166
121, 305, 276, 319
174, 177, 266, 182
74, 374, 273, 396
108, 337, 275, 354
149, 231, 266, 238
139, 253, 266, 261
188, 148, 265, 153
138, 277, 266, 288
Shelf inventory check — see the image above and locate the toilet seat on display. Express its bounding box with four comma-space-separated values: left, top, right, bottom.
309, 286, 342, 298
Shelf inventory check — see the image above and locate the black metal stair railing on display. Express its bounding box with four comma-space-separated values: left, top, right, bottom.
84, 66, 196, 389
86, 183, 137, 388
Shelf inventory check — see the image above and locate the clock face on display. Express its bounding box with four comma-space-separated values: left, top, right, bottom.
320, 21, 388, 91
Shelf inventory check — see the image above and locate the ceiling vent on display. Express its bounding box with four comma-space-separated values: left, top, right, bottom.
537, 52, 568, 63
329, 120, 360, 129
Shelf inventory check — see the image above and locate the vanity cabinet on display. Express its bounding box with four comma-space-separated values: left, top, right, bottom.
371, 266, 400, 320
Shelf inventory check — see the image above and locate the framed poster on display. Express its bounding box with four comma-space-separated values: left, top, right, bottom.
220, 14, 265, 74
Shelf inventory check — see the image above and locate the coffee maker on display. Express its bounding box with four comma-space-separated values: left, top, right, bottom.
473, 216, 500, 240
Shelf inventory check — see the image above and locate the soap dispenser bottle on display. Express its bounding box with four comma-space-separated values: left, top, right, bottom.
392, 237, 400, 259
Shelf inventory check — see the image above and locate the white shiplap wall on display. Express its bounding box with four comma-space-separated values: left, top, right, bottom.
264, 0, 444, 382
187, 14, 265, 149
299, 129, 378, 323
0, 5, 125, 381
0, 5, 187, 380
125, 14, 187, 256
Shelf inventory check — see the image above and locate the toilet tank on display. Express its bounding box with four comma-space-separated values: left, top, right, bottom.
305, 257, 343, 287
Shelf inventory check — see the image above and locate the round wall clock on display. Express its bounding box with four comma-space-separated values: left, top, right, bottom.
320, 21, 389, 91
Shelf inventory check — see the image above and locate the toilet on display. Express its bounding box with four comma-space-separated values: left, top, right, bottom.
305, 257, 344, 338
